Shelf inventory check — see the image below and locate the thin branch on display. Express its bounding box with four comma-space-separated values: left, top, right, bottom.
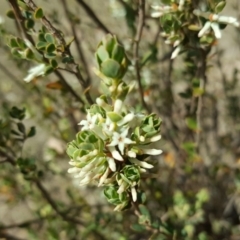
8, 0, 35, 45
54, 70, 85, 104
196, 49, 208, 150
0, 148, 16, 166
75, 0, 110, 34
61, 0, 92, 86
34, 180, 83, 225
0, 232, 25, 240
133, 0, 150, 113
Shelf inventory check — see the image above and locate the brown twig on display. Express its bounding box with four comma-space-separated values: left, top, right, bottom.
54, 70, 85, 104
34, 180, 83, 225
196, 49, 208, 150
0, 232, 25, 240
0, 148, 16, 166
61, 0, 92, 86
133, 0, 150, 113
75, 0, 110, 34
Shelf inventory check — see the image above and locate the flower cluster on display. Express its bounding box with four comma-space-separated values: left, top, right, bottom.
66, 35, 162, 211
151, 0, 239, 58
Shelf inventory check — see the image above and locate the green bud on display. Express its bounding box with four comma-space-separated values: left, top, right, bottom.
95, 34, 130, 80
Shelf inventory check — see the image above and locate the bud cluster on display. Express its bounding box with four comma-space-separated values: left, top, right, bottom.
66, 35, 162, 211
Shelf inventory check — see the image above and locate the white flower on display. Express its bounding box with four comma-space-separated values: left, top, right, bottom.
131, 187, 137, 202
102, 117, 115, 135
108, 128, 135, 155
78, 112, 98, 130
151, 5, 173, 18
24, 64, 45, 82
195, 11, 240, 39
108, 146, 123, 161
198, 21, 222, 39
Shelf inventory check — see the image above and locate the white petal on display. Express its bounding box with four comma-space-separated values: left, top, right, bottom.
171, 46, 181, 59
117, 113, 134, 126
68, 167, 79, 174
98, 168, 110, 186
211, 22, 221, 39
109, 146, 123, 161
150, 135, 162, 142
198, 21, 211, 37
107, 157, 116, 172
142, 148, 163, 155
118, 142, 125, 155
129, 158, 154, 169
131, 187, 137, 202
127, 151, 136, 158
114, 99, 123, 113
151, 12, 163, 18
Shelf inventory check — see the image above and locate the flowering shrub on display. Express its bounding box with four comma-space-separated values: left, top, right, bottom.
1, 0, 240, 239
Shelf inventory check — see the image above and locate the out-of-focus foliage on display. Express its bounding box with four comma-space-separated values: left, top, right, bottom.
1, 0, 240, 239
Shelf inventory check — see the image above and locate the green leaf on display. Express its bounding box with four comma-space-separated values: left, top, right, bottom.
107, 112, 123, 122
27, 126, 36, 138
9, 107, 25, 120
9, 38, 19, 48
44, 66, 54, 75
45, 33, 55, 44
112, 44, 125, 63
38, 32, 46, 42
11, 48, 21, 58
17, 122, 25, 135
16, 38, 27, 49
131, 223, 146, 232
215, 1, 226, 14
44, 53, 56, 59
24, 19, 35, 29
186, 117, 198, 131
34, 8, 44, 19
25, 48, 35, 60
101, 59, 120, 78
36, 41, 47, 51
46, 43, 56, 53
6, 10, 15, 19
50, 59, 58, 68
97, 45, 109, 62
139, 204, 151, 218
188, 24, 201, 31
62, 56, 73, 63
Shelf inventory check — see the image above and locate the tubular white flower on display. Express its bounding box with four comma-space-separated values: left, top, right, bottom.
117, 113, 134, 126
107, 157, 116, 172
24, 64, 45, 82
131, 187, 137, 202
150, 135, 162, 142
171, 46, 181, 59
178, 0, 185, 11
129, 158, 154, 169
108, 128, 135, 155
114, 99, 123, 113
142, 148, 163, 155
98, 168, 110, 186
